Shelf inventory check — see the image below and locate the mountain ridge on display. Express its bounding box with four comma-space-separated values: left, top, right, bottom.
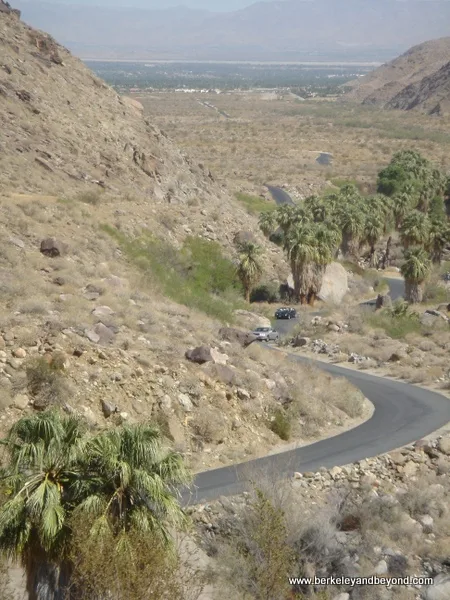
343, 36, 450, 115
13, 0, 450, 61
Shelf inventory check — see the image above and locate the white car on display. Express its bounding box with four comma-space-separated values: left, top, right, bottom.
251, 327, 280, 342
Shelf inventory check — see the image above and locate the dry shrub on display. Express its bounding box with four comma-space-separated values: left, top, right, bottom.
397, 475, 447, 520
191, 408, 227, 444
328, 378, 365, 419
25, 355, 72, 408
211, 487, 295, 600
68, 519, 205, 600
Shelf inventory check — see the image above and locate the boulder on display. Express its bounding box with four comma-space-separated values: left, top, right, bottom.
438, 436, 450, 455
101, 399, 118, 418
437, 303, 450, 313
219, 327, 257, 348
13, 394, 29, 410
178, 393, 193, 412
85, 322, 115, 345
204, 363, 241, 386
185, 346, 214, 364
423, 574, 450, 600
92, 305, 115, 318
424, 309, 449, 322
318, 262, 348, 305
292, 335, 310, 348
373, 559, 388, 575
40, 238, 68, 257
418, 514, 434, 533
210, 347, 229, 366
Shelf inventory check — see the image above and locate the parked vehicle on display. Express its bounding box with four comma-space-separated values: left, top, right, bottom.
251, 327, 280, 342
275, 307, 297, 319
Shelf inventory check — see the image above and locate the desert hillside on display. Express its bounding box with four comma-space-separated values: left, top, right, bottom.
0, 11, 287, 277
344, 37, 450, 115
0, 10, 370, 477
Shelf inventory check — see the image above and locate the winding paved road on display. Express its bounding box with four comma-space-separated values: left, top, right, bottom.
185, 360, 450, 505
182, 189, 450, 506
266, 184, 295, 206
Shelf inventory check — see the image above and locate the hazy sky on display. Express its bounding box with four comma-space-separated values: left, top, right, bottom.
45, 0, 257, 10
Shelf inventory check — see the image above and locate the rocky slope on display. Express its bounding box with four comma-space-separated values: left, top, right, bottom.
343, 37, 450, 115
192, 431, 450, 599
0, 11, 369, 472
0, 10, 286, 276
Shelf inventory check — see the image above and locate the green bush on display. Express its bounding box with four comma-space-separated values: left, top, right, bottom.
423, 280, 450, 304
269, 408, 291, 441
365, 302, 421, 339
235, 192, 276, 215
102, 226, 244, 322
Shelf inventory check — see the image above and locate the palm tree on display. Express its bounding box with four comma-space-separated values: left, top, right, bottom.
283, 222, 335, 305
259, 212, 277, 238
363, 212, 385, 267
236, 242, 263, 302
428, 219, 450, 264
275, 205, 298, 235
75, 423, 191, 542
392, 192, 414, 228
0, 410, 87, 600
401, 247, 432, 303
400, 210, 431, 249
335, 204, 366, 257
0, 411, 191, 600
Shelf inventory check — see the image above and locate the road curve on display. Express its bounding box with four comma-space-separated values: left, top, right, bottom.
266, 184, 295, 205
184, 360, 450, 505
182, 195, 449, 505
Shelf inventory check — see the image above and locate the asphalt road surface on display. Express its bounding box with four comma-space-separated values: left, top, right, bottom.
183, 255, 449, 505
266, 184, 295, 205
184, 359, 450, 505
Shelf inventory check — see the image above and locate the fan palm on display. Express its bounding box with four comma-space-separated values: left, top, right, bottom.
284, 222, 335, 305
75, 423, 191, 542
0, 411, 191, 600
335, 204, 366, 257
400, 211, 431, 249
259, 212, 277, 238
275, 205, 299, 235
428, 220, 450, 264
236, 242, 263, 302
0, 411, 88, 600
401, 247, 432, 304
392, 192, 414, 228
363, 212, 385, 267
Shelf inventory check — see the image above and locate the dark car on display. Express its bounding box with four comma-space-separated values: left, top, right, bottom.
275, 307, 297, 320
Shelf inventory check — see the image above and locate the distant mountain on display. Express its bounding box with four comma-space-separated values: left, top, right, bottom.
13, 0, 450, 61
343, 37, 450, 115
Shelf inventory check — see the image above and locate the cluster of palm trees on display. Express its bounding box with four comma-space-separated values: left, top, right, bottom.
256, 150, 449, 305
379, 150, 450, 303
0, 410, 191, 599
